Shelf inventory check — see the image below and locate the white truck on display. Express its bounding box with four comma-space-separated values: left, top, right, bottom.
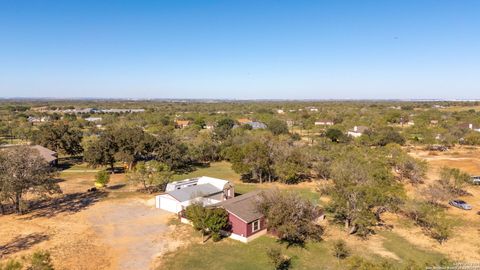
472, 176, 480, 185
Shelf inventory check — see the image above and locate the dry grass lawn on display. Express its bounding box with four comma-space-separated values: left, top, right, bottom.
404, 146, 480, 261
2, 151, 480, 269
0, 168, 188, 270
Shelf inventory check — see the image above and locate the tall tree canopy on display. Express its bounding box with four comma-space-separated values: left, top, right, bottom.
0, 146, 60, 214
33, 122, 83, 155
328, 147, 405, 237
257, 190, 323, 245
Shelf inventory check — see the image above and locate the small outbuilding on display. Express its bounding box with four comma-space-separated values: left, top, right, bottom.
213, 191, 267, 243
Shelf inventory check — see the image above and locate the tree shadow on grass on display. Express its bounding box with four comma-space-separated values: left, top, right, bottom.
0, 233, 49, 258
107, 183, 126, 190
21, 191, 107, 220
56, 156, 84, 170
278, 238, 307, 249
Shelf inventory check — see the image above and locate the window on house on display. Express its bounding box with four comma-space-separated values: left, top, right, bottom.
251, 219, 260, 232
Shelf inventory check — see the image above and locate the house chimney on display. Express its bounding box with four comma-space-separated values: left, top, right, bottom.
354, 126, 358, 132
469, 123, 473, 129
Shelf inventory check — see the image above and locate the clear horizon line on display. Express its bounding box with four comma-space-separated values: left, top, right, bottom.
1, 97, 480, 102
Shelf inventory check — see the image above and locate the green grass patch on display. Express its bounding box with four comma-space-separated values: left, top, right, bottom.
58, 171, 96, 179
161, 235, 392, 270
173, 161, 240, 182
379, 231, 446, 266
161, 236, 330, 270
161, 231, 446, 270
234, 183, 319, 202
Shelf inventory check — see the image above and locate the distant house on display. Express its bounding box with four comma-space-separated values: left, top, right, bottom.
459, 123, 480, 132
314, 120, 334, 126
63, 108, 94, 114
276, 109, 284, 114
175, 120, 191, 129
307, 107, 318, 112
237, 119, 267, 129
286, 120, 295, 127
430, 120, 439, 125
97, 109, 145, 113
248, 121, 267, 129
347, 126, 369, 138
212, 191, 267, 243
237, 118, 252, 125
30, 145, 58, 165
85, 117, 102, 122
155, 176, 234, 213
205, 123, 215, 130
0, 145, 58, 166
27, 116, 49, 123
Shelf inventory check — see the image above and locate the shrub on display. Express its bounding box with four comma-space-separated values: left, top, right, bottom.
439, 167, 470, 194
325, 128, 344, 143
95, 170, 110, 187
0, 259, 22, 270
266, 247, 290, 270
28, 250, 54, 270
0, 250, 54, 270
403, 201, 454, 244
256, 190, 323, 245
332, 240, 350, 260
185, 203, 229, 242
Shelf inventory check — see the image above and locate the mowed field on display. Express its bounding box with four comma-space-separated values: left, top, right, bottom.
1, 152, 480, 269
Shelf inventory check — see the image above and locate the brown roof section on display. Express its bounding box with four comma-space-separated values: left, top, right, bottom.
458, 123, 477, 130
214, 191, 263, 223
0, 145, 57, 163
175, 120, 191, 126
237, 118, 252, 125
30, 145, 58, 163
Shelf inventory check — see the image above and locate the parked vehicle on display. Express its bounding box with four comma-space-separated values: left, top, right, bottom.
449, 200, 472, 210
426, 145, 448, 152
472, 176, 480, 185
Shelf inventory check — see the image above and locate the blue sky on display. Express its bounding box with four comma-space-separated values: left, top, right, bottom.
0, 0, 479, 99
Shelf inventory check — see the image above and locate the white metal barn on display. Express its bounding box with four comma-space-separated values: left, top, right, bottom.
156, 176, 234, 213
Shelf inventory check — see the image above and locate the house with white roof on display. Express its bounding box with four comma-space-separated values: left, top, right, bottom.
347, 126, 369, 138
155, 176, 234, 213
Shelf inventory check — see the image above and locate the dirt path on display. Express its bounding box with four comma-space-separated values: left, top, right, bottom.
87, 198, 182, 270
0, 196, 186, 270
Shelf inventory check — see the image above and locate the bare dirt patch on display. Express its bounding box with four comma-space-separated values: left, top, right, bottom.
86, 198, 181, 270
0, 197, 185, 270
404, 146, 480, 261
1, 170, 188, 270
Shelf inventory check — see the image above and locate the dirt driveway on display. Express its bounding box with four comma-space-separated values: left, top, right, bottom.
0, 195, 186, 270
87, 199, 181, 270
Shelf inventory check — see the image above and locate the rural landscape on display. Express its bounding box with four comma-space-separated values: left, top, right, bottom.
1, 1, 480, 269
1, 100, 480, 269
